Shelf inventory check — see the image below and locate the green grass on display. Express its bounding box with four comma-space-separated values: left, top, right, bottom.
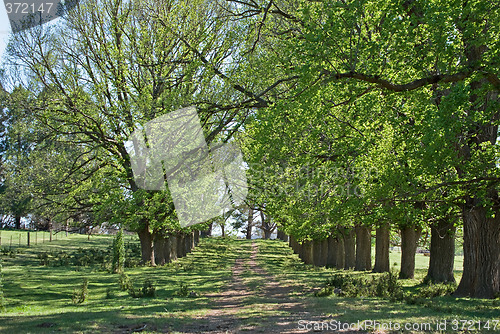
0, 235, 497, 333
0, 234, 239, 333
255, 239, 500, 333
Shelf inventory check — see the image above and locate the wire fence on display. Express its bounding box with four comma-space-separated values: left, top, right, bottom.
0, 230, 71, 248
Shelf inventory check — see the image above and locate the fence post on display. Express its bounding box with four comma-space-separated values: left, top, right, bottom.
35, 231, 37, 245
19, 233, 21, 246
50, 230, 52, 242
27, 231, 30, 247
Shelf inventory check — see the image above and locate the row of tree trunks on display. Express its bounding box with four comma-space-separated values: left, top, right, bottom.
138, 228, 199, 266
289, 222, 459, 286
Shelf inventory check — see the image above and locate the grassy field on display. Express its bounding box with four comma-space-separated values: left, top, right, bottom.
0, 234, 498, 333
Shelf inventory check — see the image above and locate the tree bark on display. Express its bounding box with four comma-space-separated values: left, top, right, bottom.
312, 239, 325, 266
455, 204, 500, 298
169, 235, 178, 261
154, 235, 170, 266
326, 236, 337, 268
426, 219, 456, 284
193, 230, 200, 246
399, 225, 422, 279
343, 229, 356, 269
301, 240, 313, 265
14, 215, 21, 229
373, 224, 390, 273
336, 237, 345, 270
355, 225, 372, 271
246, 207, 253, 239
138, 226, 155, 266
263, 229, 272, 239
177, 233, 186, 258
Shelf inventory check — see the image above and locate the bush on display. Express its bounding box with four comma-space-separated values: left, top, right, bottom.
112, 229, 125, 273
316, 272, 403, 299
417, 283, 456, 298
72, 277, 89, 304
173, 282, 197, 297
141, 279, 156, 297
119, 273, 132, 291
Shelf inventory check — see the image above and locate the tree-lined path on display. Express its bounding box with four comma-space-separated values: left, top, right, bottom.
182, 242, 325, 333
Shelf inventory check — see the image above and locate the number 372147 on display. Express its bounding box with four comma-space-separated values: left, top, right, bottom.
5, 2, 54, 14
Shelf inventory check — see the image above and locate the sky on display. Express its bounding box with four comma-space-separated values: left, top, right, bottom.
0, 5, 11, 60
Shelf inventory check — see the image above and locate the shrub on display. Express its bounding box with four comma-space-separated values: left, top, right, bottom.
417, 283, 456, 298
72, 277, 89, 304
119, 273, 132, 291
141, 279, 156, 297
316, 272, 403, 299
105, 287, 115, 299
173, 282, 197, 297
112, 229, 125, 273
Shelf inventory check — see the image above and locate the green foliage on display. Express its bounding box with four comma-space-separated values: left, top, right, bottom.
315, 271, 403, 299
417, 283, 457, 298
126, 278, 156, 298
118, 273, 132, 291
112, 229, 125, 273
72, 277, 89, 304
173, 282, 197, 298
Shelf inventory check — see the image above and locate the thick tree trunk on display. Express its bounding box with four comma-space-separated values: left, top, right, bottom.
169, 235, 178, 261
154, 235, 170, 266
343, 229, 356, 269
455, 204, 500, 298
138, 226, 156, 266
312, 239, 326, 266
194, 230, 200, 246
373, 224, 390, 273
355, 225, 372, 271
301, 240, 313, 265
177, 233, 186, 258
326, 236, 337, 268
336, 237, 345, 270
263, 229, 272, 239
399, 225, 422, 279
425, 219, 456, 284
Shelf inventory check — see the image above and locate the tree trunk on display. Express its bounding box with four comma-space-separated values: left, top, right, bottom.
425, 219, 456, 284
263, 229, 272, 239
169, 235, 178, 261
138, 226, 156, 266
246, 207, 253, 239
343, 229, 356, 269
455, 204, 500, 298
301, 240, 313, 265
336, 237, 345, 270
312, 239, 325, 266
399, 225, 422, 279
326, 236, 337, 268
154, 235, 170, 266
355, 225, 372, 271
177, 233, 186, 258
194, 230, 200, 246
14, 215, 21, 229
373, 224, 390, 273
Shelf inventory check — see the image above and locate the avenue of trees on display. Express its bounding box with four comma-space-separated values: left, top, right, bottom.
0, 0, 499, 298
